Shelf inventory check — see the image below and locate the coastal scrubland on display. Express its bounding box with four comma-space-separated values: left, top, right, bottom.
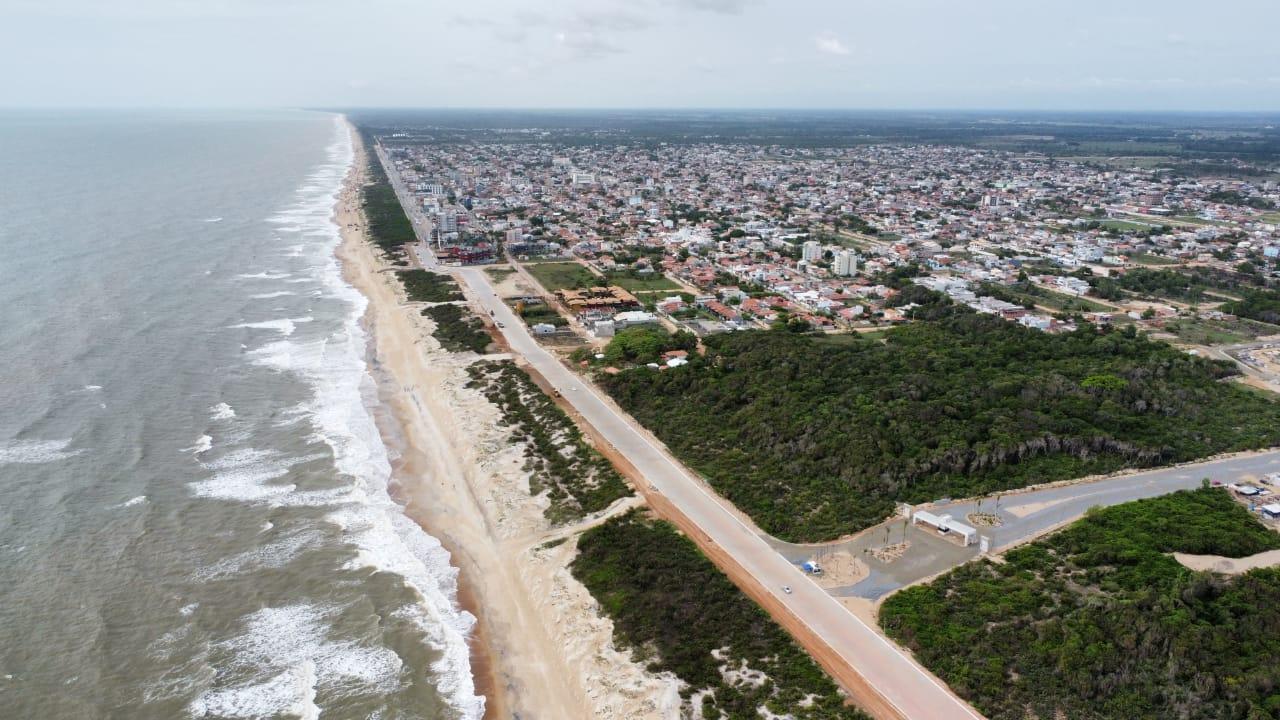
359, 146, 416, 254
396, 269, 463, 303
879, 487, 1280, 720
466, 361, 631, 523
601, 298, 1280, 541
420, 304, 491, 353
572, 511, 870, 720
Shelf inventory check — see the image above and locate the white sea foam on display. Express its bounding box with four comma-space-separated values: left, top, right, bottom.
115, 495, 148, 509
247, 116, 482, 718
237, 272, 292, 281
250, 291, 296, 300
190, 116, 482, 719
189, 448, 326, 504
189, 605, 399, 719
231, 317, 313, 337
210, 403, 236, 420
203, 217, 223, 223
182, 435, 213, 454
0, 438, 85, 465
192, 527, 323, 581
83, 384, 103, 391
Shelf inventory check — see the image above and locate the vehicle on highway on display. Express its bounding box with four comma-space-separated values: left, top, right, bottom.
782, 585, 792, 594
497, 322, 505, 328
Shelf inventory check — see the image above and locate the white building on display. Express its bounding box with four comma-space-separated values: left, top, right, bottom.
801, 240, 823, 263
833, 250, 858, 277
438, 211, 458, 233
613, 310, 659, 328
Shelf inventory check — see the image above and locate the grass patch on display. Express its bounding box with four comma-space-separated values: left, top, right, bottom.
484, 266, 516, 282
397, 270, 463, 303
982, 282, 1111, 313
604, 272, 681, 292
467, 361, 630, 523
573, 511, 869, 720
1159, 317, 1279, 346
515, 302, 568, 328
880, 487, 1280, 720
421, 304, 492, 353
525, 261, 600, 291
1099, 219, 1154, 233
1128, 252, 1180, 265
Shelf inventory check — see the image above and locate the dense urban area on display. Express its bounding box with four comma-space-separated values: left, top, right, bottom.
353, 111, 1280, 720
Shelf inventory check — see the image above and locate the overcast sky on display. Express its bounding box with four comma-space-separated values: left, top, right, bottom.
3, 0, 1278, 111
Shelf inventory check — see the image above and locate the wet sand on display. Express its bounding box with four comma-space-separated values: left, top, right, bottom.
334, 122, 679, 720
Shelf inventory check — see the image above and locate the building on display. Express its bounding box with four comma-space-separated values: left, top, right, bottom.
556, 286, 641, 317
438, 211, 459, 233
833, 250, 858, 277
801, 240, 823, 263
911, 511, 978, 547
613, 310, 659, 328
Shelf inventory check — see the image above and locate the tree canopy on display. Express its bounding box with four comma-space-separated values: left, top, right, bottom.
601, 310, 1280, 541
880, 488, 1280, 720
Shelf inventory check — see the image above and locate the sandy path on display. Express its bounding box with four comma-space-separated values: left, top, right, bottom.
1173, 548, 1280, 574
335, 125, 677, 720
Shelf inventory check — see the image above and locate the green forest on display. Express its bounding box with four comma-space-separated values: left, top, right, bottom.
1223, 289, 1280, 325
880, 488, 1280, 720
467, 361, 630, 523
572, 511, 869, 720
1087, 267, 1272, 306
600, 307, 1280, 541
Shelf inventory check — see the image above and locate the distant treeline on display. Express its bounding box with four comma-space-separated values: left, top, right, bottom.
346, 110, 1280, 160
880, 487, 1280, 720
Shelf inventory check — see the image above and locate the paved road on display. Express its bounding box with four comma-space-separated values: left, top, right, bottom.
375, 140, 978, 717
452, 266, 982, 720
770, 450, 1280, 599
372, 139, 1280, 718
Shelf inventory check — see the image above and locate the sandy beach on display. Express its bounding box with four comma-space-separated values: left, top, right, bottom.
333, 123, 679, 720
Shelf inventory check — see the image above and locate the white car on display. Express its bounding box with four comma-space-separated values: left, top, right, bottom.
782, 585, 793, 595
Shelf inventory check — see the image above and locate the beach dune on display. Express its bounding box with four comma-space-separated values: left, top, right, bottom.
335, 121, 680, 720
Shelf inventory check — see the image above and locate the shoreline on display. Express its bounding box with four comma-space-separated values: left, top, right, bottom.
331, 124, 507, 719
333, 119, 677, 720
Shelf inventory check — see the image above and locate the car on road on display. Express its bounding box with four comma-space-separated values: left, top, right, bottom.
782, 585, 792, 594
497, 322, 505, 328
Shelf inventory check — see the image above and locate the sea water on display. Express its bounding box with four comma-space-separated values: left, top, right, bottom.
0, 110, 482, 719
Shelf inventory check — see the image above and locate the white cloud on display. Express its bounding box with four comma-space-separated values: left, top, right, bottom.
815, 31, 850, 56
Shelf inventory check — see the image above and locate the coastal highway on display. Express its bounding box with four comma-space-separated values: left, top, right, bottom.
371, 140, 981, 718
453, 266, 983, 720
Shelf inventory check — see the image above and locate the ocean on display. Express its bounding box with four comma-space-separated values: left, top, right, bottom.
0, 110, 482, 720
